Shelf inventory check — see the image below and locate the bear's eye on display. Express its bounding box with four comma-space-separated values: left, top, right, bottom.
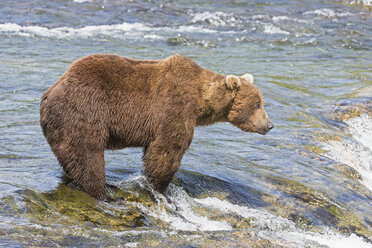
256, 103, 261, 109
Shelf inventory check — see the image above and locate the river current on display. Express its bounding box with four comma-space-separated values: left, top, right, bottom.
0, 0, 371, 247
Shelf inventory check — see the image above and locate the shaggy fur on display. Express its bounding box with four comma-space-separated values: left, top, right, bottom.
40, 54, 273, 200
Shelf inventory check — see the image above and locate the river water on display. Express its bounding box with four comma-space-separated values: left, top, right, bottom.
0, 0, 371, 247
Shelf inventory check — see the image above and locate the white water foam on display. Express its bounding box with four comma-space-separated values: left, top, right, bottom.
124, 176, 370, 247
279, 231, 371, 248
191, 197, 370, 248
191, 11, 239, 27
303, 9, 352, 18
263, 24, 290, 35
252, 15, 271, 21
73, 0, 93, 3
195, 197, 296, 231
133, 182, 232, 231
347, 114, 372, 150
272, 16, 310, 24
0, 22, 217, 40
348, 0, 372, 6
324, 114, 372, 192
0, 22, 152, 40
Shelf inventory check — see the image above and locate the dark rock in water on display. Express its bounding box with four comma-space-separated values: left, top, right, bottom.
167, 35, 190, 46
167, 35, 216, 47
174, 170, 269, 208
333, 163, 362, 180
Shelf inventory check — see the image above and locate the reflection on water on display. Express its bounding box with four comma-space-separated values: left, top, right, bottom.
0, 0, 371, 247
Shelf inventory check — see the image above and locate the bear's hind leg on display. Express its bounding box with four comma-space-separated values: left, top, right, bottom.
55, 147, 107, 200
79, 150, 107, 200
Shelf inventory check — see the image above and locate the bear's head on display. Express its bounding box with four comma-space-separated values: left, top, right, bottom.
226, 74, 274, 135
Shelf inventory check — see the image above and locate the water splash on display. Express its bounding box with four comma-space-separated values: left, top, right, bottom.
324, 114, 372, 191
303, 9, 352, 18
263, 24, 290, 35
121, 176, 371, 248
347, 0, 372, 6
191, 11, 239, 27
0, 22, 217, 41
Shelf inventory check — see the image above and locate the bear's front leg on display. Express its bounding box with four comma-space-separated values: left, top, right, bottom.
143, 136, 192, 195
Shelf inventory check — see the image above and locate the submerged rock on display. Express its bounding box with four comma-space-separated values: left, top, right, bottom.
262, 175, 372, 239
167, 35, 216, 48
135, 230, 287, 248
328, 102, 371, 122
20, 183, 148, 229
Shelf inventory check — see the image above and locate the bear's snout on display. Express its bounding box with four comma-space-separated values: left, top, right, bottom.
258, 121, 274, 135
254, 109, 274, 135
267, 122, 274, 131
260, 121, 274, 135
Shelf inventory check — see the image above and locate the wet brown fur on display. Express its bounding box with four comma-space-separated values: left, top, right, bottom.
40, 54, 271, 200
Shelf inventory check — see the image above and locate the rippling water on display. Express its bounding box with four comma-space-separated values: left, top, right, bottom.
0, 0, 371, 247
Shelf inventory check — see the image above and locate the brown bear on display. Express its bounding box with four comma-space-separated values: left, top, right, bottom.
40, 54, 273, 200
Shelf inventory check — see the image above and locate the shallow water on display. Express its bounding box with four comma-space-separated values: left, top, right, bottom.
0, 0, 371, 247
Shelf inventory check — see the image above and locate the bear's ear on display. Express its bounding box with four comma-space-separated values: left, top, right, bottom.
241, 73, 254, 84
225, 75, 241, 90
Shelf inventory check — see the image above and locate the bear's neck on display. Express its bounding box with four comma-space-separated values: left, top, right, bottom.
196, 79, 235, 126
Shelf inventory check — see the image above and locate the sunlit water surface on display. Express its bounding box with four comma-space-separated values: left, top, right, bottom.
0, 0, 371, 247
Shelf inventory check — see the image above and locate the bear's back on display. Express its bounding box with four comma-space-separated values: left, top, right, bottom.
62, 54, 162, 92
62, 53, 206, 90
